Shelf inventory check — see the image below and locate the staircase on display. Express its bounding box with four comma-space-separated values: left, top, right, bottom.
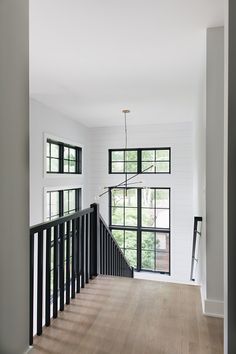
29, 203, 133, 345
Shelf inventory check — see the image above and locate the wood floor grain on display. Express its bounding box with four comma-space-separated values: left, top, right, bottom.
31, 276, 223, 354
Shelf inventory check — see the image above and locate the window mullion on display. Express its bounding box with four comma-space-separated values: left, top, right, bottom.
137, 149, 142, 173
59, 190, 64, 217
59, 144, 64, 173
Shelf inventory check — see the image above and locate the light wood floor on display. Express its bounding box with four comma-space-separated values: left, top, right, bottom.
31, 276, 223, 354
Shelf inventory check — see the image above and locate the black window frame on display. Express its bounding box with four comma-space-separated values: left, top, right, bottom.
108, 147, 171, 174
109, 187, 171, 275
46, 188, 81, 220
47, 139, 82, 174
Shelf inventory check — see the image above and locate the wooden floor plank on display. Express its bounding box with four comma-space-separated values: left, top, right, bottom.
31, 276, 223, 354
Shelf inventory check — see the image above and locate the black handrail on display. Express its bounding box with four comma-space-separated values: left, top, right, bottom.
29, 203, 133, 345
190, 216, 203, 281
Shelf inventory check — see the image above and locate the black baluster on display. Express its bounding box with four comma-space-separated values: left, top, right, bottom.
29, 232, 34, 345
53, 225, 58, 318
100, 221, 103, 274
59, 223, 64, 311
66, 221, 70, 304
45, 228, 51, 326
76, 217, 81, 293
81, 215, 85, 288
71, 219, 76, 298
37, 231, 43, 335
85, 214, 89, 284
102, 222, 105, 274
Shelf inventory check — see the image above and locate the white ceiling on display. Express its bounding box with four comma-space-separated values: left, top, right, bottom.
30, 0, 224, 127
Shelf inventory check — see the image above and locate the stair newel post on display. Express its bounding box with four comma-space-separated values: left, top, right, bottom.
90, 203, 100, 276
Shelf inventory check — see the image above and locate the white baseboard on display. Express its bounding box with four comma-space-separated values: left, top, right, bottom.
203, 298, 224, 318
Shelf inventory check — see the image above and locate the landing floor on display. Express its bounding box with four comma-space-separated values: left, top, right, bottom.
31, 276, 223, 354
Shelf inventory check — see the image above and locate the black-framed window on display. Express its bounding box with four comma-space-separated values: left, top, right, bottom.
46, 188, 81, 297
46, 188, 81, 220
109, 148, 170, 174
109, 187, 170, 274
46, 139, 82, 174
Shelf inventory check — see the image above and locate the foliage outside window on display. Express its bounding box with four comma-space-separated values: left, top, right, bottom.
110, 187, 170, 274
46, 139, 82, 174
109, 148, 170, 174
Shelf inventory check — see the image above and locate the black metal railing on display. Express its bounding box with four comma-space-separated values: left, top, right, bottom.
99, 214, 134, 278
29, 203, 133, 345
190, 216, 203, 281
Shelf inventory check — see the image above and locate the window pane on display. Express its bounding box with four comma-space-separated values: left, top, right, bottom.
51, 144, 59, 158
111, 189, 124, 207
69, 190, 76, 210
112, 162, 124, 173
51, 158, 59, 172
125, 208, 137, 226
156, 209, 169, 228
125, 249, 137, 268
125, 231, 137, 249
125, 150, 137, 161
156, 233, 169, 251
156, 161, 169, 173
156, 252, 169, 272
142, 251, 154, 270
142, 150, 155, 161
142, 188, 155, 208
112, 207, 124, 225
141, 162, 155, 173
51, 191, 59, 206
142, 232, 155, 250
142, 209, 155, 227
69, 160, 76, 172
64, 191, 69, 213
112, 151, 124, 161
46, 193, 50, 219
64, 160, 69, 172
156, 189, 169, 208
46, 157, 50, 172
46, 142, 50, 157
51, 192, 59, 217
69, 148, 76, 160
156, 149, 169, 161
64, 147, 69, 159
112, 229, 124, 249
125, 161, 137, 173
125, 189, 137, 207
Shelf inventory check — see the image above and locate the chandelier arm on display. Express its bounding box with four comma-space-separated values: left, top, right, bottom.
98, 164, 154, 197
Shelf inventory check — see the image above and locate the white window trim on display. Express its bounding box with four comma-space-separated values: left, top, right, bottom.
43, 184, 83, 221
43, 132, 84, 178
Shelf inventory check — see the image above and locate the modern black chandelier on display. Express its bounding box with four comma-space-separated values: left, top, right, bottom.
98, 109, 153, 198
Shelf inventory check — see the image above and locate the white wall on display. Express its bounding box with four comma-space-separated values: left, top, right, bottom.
89, 122, 194, 283
226, 0, 236, 351
204, 27, 224, 317
30, 99, 91, 225
0, 1, 29, 353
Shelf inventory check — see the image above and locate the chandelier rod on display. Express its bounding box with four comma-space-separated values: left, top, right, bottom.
98, 164, 154, 197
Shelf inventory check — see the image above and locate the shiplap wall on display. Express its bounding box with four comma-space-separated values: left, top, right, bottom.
89, 122, 194, 283
30, 99, 91, 225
